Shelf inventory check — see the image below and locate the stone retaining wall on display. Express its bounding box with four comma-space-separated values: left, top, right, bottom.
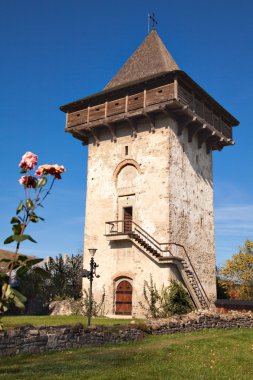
146, 312, 253, 334
0, 324, 144, 358
1, 312, 253, 357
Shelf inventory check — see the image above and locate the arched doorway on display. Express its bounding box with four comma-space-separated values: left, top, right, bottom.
115, 280, 132, 315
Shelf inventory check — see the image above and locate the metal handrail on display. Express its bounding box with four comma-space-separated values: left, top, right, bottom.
105, 220, 172, 256
166, 242, 210, 306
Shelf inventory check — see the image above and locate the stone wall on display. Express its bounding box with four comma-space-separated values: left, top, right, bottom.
0, 324, 144, 358
1, 312, 253, 358
146, 311, 253, 335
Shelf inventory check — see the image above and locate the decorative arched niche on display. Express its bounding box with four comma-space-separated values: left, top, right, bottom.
113, 159, 141, 192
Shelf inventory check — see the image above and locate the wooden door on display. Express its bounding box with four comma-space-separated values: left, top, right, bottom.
123, 207, 132, 233
115, 280, 132, 315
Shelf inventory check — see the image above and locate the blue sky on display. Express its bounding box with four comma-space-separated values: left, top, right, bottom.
0, 0, 252, 266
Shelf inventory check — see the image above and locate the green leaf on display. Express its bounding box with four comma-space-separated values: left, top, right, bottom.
26, 198, 34, 210
0, 302, 9, 313
12, 234, 37, 243
20, 169, 27, 174
16, 201, 24, 215
25, 258, 43, 266
12, 224, 21, 235
17, 254, 29, 262
0, 272, 9, 281
4, 235, 14, 244
12, 289, 27, 309
30, 214, 39, 223
10, 217, 21, 224
0, 258, 12, 263
27, 235, 37, 243
5, 284, 12, 298
12, 235, 27, 243
37, 176, 47, 188
9, 262, 20, 270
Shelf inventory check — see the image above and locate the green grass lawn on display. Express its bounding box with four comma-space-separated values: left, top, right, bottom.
1, 328, 253, 379
2, 315, 140, 329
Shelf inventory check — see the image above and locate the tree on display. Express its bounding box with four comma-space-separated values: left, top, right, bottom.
220, 240, 253, 300
43, 253, 83, 300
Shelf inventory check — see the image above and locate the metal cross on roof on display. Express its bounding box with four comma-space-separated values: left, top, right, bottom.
148, 12, 158, 33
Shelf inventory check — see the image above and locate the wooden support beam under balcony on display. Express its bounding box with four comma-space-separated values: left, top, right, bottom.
124, 116, 138, 137
198, 128, 214, 149
178, 116, 197, 136
88, 128, 100, 146
206, 135, 223, 154
105, 122, 117, 142
143, 112, 156, 133
188, 122, 202, 142
71, 130, 89, 145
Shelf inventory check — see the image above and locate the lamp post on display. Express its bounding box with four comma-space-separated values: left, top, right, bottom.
82, 248, 100, 327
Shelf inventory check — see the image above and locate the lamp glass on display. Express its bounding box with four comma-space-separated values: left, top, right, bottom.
89, 248, 97, 257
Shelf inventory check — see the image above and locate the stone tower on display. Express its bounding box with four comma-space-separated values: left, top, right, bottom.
60, 30, 239, 316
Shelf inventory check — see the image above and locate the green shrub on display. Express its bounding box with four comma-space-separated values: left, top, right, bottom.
140, 275, 161, 318
82, 287, 105, 317
140, 277, 193, 318
164, 280, 193, 315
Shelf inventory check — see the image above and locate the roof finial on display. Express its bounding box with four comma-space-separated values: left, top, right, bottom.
148, 12, 158, 34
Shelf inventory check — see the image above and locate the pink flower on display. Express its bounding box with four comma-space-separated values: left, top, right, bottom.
19, 176, 37, 188
35, 164, 65, 179
19, 152, 38, 171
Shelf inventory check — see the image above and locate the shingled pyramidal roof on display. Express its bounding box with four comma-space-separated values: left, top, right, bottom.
104, 30, 179, 90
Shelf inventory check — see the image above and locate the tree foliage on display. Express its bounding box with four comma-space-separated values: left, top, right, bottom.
43, 253, 83, 301
220, 240, 253, 300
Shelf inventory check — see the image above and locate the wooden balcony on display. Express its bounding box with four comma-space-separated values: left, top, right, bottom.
61, 71, 239, 151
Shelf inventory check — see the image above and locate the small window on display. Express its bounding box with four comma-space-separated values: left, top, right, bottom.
76, 114, 80, 117
125, 146, 128, 155
158, 89, 163, 93
196, 155, 199, 164
134, 97, 138, 100
115, 102, 119, 106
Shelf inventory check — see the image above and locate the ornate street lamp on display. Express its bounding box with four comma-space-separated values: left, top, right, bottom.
82, 248, 100, 327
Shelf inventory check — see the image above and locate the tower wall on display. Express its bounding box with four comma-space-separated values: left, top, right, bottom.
168, 122, 216, 301
83, 113, 216, 316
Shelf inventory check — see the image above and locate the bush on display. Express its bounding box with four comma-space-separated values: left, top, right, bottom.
82, 287, 105, 317
164, 280, 193, 315
140, 276, 161, 318
140, 276, 194, 318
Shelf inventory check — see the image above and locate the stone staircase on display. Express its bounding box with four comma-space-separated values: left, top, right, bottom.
129, 231, 209, 309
